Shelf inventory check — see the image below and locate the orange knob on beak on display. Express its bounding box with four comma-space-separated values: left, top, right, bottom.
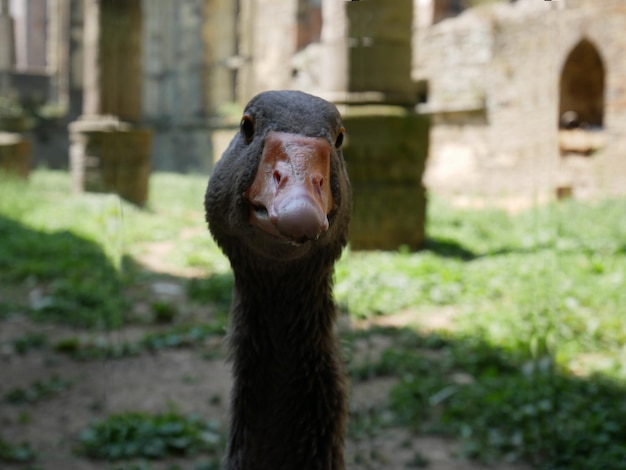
245, 131, 334, 243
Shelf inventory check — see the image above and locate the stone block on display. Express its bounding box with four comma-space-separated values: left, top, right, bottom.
348, 43, 413, 98
320, 0, 415, 104
342, 106, 429, 185
0, 133, 30, 178
349, 184, 426, 251
341, 107, 430, 250
70, 118, 151, 205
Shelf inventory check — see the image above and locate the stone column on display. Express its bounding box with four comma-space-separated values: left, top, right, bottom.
69, 0, 151, 205
320, 0, 414, 105
320, 0, 430, 250
239, 0, 298, 99
81, 0, 101, 117
203, 0, 241, 168
0, 1, 31, 178
47, 0, 71, 112
0, 0, 13, 96
204, 0, 238, 111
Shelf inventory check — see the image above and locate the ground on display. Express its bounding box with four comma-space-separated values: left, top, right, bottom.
0, 240, 530, 470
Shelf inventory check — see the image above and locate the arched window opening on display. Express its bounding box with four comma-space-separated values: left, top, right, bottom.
559, 39, 605, 130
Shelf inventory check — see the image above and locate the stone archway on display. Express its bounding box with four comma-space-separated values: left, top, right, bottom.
559, 38, 605, 129
557, 38, 607, 199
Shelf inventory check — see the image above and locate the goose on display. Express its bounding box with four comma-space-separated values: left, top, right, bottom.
205, 90, 352, 470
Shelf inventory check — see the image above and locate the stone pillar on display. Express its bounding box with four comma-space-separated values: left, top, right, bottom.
320, 0, 414, 105
238, 0, 298, 99
320, 0, 430, 250
81, 0, 101, 117
204, 0, 238, 111
0, 0, 14, 96
0, 2, 31, 178
203, 0, 240, 169
46, 0, 71, 111
69, 0, 151, 205
0, 132, 30, 178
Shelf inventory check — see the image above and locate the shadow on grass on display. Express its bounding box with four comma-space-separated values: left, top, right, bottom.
348, 326, 626, 470
3, 214, 625, 469
422, 237, 477, 260
0, 215, 125, 328
422, 236, 610, 262
0, 213, 236, 328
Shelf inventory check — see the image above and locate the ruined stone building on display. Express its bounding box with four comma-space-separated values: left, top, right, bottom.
1, 0, 324, 172
2, 0, 626, 201
415, 0, 626, 200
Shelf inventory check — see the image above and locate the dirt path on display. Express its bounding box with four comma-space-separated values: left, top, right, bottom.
1, 320, 530, 469
0, 252, 531, 470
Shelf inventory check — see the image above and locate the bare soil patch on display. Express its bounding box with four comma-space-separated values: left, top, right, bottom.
0, 258, 530, 470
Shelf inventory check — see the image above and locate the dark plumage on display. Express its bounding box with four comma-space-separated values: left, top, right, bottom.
205, 90, 351, 470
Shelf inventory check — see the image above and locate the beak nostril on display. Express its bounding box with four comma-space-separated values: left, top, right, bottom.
273, 171, 282, 186
311, 175, 324, 193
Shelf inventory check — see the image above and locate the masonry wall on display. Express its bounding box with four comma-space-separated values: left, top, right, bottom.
484, 1, 559, 196
141, 0, 212, 172
239, 0, 298, 100
416, 0, 626, 199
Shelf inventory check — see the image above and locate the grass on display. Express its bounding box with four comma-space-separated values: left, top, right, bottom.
360, 328, 626, 468
4, 376, 73, 405
78, 411, 224, 460
338, 197, 626, 375
0, 437, 36, 464
1, 169, 626, 468
50, 323, 226, 361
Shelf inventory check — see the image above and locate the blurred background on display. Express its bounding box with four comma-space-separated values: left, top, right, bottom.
1, 1, 626, 469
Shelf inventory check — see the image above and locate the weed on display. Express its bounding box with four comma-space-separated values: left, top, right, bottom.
78, 411, 224, 460
187, 274, 233, 308
12, 333, 47, 354
4, 376, 73, 405
53, 336, 141, 361
53, 337, 81, 353
52, 323, 225, 361
382, 329, 626, 469
151, 301, 178, 323
141, 323, 225, 352
406, 452, 429, 468
0, 436, 36, 463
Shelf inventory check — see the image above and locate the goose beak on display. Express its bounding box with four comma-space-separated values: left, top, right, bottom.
245, 131, 334, 243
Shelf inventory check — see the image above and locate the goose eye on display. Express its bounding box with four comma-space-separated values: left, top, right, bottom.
240, 115, 255, 143
334, 131, 344, 149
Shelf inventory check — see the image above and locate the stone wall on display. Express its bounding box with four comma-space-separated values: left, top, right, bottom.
239, 0, 299, 100
484, 1, 559, 196
416, 0, 626, 200
142, 0, 213, 172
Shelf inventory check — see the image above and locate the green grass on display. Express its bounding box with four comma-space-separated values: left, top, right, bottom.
0, 436, 36, 463
337, 196, 626, 377
0, 170, 224, 328
1, 170, 626, 468
359, 328, 626, 469
336, 196, 626, 469
51, 323, 226, 361
78, 411, 223, 460
4, 376, 73, 405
